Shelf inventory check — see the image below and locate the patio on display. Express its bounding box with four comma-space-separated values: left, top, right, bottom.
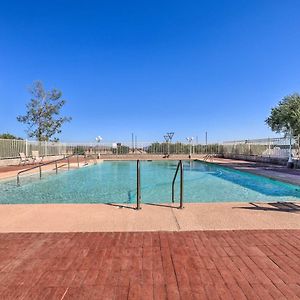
0, 230, 299, 299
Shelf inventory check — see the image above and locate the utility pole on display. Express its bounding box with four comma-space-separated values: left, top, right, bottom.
131, 133, 134, 153
95, 136, 102, 158
186, 137, 194, 159
205, 131, 208, 153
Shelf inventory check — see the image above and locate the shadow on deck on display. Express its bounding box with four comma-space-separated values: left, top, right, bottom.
234, 201, 300, 213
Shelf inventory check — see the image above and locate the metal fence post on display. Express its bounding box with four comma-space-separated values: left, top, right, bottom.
25, 139, 28, 157
45, 141, 47, 157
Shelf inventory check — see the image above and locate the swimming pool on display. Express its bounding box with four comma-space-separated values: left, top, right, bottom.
0, 160, 300, 204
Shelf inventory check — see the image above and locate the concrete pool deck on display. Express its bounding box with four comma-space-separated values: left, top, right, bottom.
0, 157, 95, 181
0, 202, 299, 233
204, 157, 300, 186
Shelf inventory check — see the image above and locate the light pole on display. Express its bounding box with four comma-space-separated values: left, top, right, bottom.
164, 132, 174, 157
95, 136, 103, 158
205, 131, 208, 153
163, 135, 169, 156
131, 133, 134, 153
186, 137, 194, 158
112, 142, 117, 155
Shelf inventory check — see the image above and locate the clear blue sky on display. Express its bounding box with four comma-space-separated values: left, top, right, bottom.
0, 1, 300, 143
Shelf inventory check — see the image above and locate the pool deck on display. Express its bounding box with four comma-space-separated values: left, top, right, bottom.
203, 157, 300, 186
0, 157, 92, 181
0, 202, 299, 233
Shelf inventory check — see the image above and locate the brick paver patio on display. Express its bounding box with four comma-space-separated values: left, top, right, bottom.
0, 230, 299, 299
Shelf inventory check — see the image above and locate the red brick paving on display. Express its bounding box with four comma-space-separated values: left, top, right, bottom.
0, 230, 299, 299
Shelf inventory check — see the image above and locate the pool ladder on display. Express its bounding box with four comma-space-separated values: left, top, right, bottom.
136, 160, 141, 210
203, 154, 214, 162
171, 160, 184, 209
135, 160, 184, 210
16, 154, 80, 185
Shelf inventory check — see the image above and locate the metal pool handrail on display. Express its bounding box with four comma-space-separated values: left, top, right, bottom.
171, 160, 184, 209
16, 154, 78, 185
203, 154, 214, 162
84, 153, 98, 165
136, 160, 141, 209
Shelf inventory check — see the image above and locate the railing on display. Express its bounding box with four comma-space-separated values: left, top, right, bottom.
2, 136, 299, 161
171, 160, 184, 209
0, 138, 220, 159
16, 154, 78, 185
222, 137, 300, 159
84, 153, 98, 165
136, 160, 141, 210
0, 139, 67, 159
203, 154, 214, 162
135, 159, 184, 210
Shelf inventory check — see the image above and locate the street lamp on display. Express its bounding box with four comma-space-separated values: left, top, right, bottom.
95, 136, 103, 158
205, 131, 208, 153
186, 137, 194, 158
164, 132, 174, 157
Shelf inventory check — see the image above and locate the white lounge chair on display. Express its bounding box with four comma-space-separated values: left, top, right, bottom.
32, 151, 43, 164
19, 152, 31, 165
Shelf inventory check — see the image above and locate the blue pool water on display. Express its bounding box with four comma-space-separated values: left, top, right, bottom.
0, 160, 299, 204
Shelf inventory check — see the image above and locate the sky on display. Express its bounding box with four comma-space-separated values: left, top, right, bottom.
0, 0, 300, 143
